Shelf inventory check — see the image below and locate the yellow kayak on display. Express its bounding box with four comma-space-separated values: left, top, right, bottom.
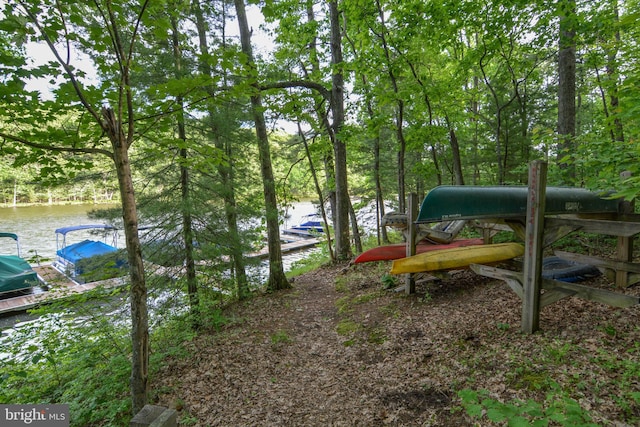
390, 242, 524, 275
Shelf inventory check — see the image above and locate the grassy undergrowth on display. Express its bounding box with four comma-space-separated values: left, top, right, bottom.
0, 244, 333, 426
0, 282, 237, 426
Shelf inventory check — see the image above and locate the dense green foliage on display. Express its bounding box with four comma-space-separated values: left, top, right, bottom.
1, 0, 639, 424
0, 302, 133, 426
2, 0, 639, 206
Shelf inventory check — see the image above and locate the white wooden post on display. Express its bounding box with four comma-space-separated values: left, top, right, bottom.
521, 161, 547, 334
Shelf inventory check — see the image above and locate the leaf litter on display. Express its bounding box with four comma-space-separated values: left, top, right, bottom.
154, 261, 640, 426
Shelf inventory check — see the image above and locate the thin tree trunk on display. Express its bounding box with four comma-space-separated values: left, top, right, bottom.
329, 0, 351, 260
17, 0, 151, 414
357, 72, 389, 244
193, 0, 249, 298
374, 0, 406, 212
479, 45, 518, 185
449, 127, 464, 185
348, 198, 362, 253
606, 0, 624, 143
557, 0, 577, 185
374, 134, 389, 244
430, 144, 442, 186
299, 125, 335, 261
170, 14, 199, 323
304, 3, 338, 250
472, 75, 480, 184
234, 0, 289, 289
102, 107, 148, 414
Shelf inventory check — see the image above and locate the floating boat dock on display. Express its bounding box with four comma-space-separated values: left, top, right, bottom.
0, 265, 126, 315
1, 235, 321, 315
250, 236, 320, 258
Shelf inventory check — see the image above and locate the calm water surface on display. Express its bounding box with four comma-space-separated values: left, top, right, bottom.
0, 200, 320, 261
0, 201, 321, 329
0, 204, 120, 262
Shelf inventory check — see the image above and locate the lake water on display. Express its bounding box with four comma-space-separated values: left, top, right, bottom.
0, 201, 320, 263
0, 201, 322, 329
0, 204, 121, 262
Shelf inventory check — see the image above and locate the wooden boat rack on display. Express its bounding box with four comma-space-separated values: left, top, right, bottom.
401, 161, 640, 333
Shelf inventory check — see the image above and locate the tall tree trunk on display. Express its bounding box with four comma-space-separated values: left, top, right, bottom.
102, 4, 150, 413
221, 132, 249, 298
13, 1, 151, 415
299, 125, 335, 261
557, 0, 577, 185
471, 34, 481, 184
170, 14, 199, 324
374, 0, 406, 212
348, 198, 362, 254
329, 0, 351, 260
361, 74, 389, 244
448, 125, 464, 185
303, 3, 337, 256
193, 0, 249, 298
102, 107, 148, 414
234, 0, 289, 289
605, 0, 624, 143
472, 75, 480, 185
348, 68, 389, 245
479, 45, 518, 185
374, 133, 389, 244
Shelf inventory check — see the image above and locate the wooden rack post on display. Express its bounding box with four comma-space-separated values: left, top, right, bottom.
521, 160, 547, 333
405, 193, 418, 294
617, 171, 634, 287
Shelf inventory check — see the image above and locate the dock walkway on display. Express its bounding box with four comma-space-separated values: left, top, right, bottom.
1, 237, 321, 315
0, 265, 126, 315
250, 237, 320, 258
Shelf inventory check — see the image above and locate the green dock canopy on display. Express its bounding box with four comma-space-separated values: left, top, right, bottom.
416, 186, 620, 223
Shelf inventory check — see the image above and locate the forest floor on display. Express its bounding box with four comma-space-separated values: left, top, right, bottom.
154, 257, 640, 426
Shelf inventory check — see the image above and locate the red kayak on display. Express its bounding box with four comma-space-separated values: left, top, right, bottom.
354, 238, 484, 263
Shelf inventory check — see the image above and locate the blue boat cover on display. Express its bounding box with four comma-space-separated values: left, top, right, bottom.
57, 240, 118, 264
0, 255, 38, 293
55, 225, 117, 235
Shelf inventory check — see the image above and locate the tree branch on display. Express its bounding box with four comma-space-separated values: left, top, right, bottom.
259, 80, 331, 102
18, 1, 102, 125
0, 132, 113, 158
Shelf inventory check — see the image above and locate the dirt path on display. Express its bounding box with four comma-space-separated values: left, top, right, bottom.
155, 262, 640, 426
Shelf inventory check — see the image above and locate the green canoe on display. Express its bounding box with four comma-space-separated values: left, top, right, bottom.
417, 186, 620, 223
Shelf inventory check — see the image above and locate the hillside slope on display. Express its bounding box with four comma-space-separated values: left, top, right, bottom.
155, 261, 640, 426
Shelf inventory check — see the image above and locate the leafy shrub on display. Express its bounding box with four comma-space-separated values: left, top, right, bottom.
0, 312, 132, 426
458, 387, 598, 427
76, 249, 129, 283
